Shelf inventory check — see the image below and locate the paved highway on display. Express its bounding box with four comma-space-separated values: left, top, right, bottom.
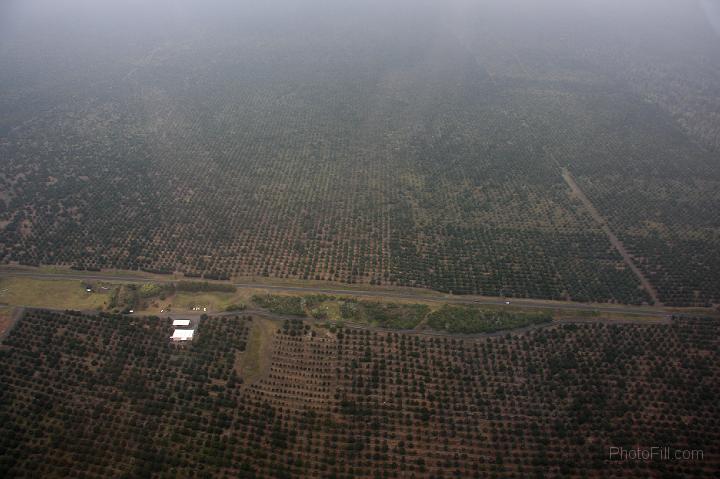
0, 268, 678, 318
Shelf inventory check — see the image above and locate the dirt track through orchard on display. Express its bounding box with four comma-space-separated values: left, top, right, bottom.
561, 168, 661, 305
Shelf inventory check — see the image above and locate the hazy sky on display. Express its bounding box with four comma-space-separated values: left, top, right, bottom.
1, 0, 718, 115
3, 0, 719, 43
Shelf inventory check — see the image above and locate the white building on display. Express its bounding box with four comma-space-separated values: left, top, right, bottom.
172, 319, 191, 327
171, 329, 194, 341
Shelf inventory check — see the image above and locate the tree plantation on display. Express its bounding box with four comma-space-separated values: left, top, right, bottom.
2, 2, 719, 479
2, 0, 719, 307
0, 310, 718, 478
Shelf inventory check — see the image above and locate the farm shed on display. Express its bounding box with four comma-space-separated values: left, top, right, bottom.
172, 319, 191, 327
171, 329, 194, 341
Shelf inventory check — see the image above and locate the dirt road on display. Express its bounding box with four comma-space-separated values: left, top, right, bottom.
561, 168, 661, 305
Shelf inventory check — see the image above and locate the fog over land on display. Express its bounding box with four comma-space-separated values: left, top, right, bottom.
1, 0, 719, 306
2, 2, 720, 479
2, 0, 719, 146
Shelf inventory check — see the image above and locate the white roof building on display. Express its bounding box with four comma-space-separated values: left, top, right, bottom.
172, 319, 191, 327
171, 329, 194, 341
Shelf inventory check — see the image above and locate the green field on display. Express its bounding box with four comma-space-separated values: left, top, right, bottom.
0, 277, 107, 311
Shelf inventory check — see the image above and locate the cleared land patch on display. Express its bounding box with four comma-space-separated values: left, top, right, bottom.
0, 307, 18, 340
0, 277, 107, 311
235, 316, 277, 385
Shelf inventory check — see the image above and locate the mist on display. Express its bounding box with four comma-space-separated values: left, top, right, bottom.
1, 2, 720, 476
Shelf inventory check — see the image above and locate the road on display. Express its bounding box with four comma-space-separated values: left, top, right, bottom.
0, 267, 676, 318
561, 168, 662, 305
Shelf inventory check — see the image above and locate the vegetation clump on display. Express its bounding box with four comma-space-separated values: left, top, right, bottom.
107, 285, 138, 313
427, 305, 551, 334
252, 294, 306, 316
137, 283, 166, 298
340, 299, 429, 329
225, 302, 247, 312
174, 281, 236, 293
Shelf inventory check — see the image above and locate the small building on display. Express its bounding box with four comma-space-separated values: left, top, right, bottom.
171, 329, 194, 341
172, 319, 191, 327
